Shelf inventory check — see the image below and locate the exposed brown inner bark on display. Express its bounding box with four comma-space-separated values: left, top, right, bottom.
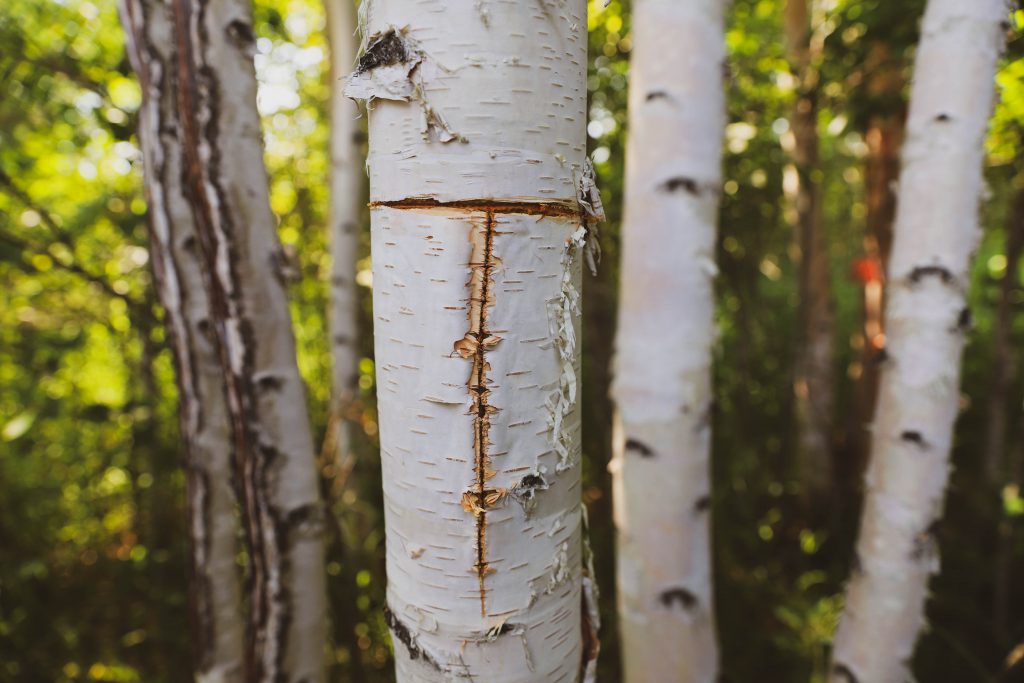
378, 198, 583, 618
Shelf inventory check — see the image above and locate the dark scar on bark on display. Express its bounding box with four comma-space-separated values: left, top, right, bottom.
225, 20, 255, 46
256, 375, 284, 392
900, 430, 925, 447
383, 606, 442, 671
934, 113, 951, 122
694, 495, 712, 514
956, 307, 972, 331
871, 347, 889, 365
659, 176, 701, 195
646, 90, 669, 101
356, 30, 409, 73
908, 265, 953, 285
659, 587, 698, 610
911, 520, 941, 561
832, 663, 859, 683
625, 438, 654, 457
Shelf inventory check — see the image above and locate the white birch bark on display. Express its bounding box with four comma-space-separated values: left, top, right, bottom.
171, 0, 328, 680
119, 2, 245, 680
345, 2, 597, 681
829, 2, 1006, 681
609, 1, 724, 681
325, 0, 362, 472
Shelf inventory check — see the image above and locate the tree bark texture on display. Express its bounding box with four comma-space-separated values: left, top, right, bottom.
346, 2, 598, 681
119, 1, 245, 679
326, 0, 363, 474
169, 0, 330, 680
785, 0, 836, 503
829, 2, 1006, 680
609, 1, 725, 682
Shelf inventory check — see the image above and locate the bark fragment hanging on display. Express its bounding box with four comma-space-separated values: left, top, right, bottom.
344, 27, 465, 143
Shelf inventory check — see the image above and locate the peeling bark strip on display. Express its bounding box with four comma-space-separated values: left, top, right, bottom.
610, 1, 725, 681
119, 1, 245, 680
169, 0, 328, 681
351, 2, 593, 681
828, 1, 1006, 682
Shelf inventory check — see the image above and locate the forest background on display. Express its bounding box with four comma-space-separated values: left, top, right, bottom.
2, 0, 1024, 681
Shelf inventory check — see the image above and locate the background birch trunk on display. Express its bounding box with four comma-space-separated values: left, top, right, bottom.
609, 1, 724, 681
325, 0, 362, 480
119, 1, 245, 680
829, 1, 1006, 680
345, 2, 597, 680
170, 0, 328, 680
784, 0, 836, 504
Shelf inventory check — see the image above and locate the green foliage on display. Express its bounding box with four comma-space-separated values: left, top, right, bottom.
1, 1, 1024, 682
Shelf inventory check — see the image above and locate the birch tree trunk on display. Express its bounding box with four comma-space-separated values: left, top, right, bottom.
785, 0, 835, 503
119, 2, 245, 679
344, 2, 598, 680
325, 0, 362, 474
170, 0, 329, 680
829, 2, 1006, 680
609, 1, 725, 681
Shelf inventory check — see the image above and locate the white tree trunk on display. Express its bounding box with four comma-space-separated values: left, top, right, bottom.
609, 1, 724, 682
325, 0, 362, 472
171, 0, 328, 680
829, 1, 1006, 681
120, 2, 245, 680
345, 2, 598, 681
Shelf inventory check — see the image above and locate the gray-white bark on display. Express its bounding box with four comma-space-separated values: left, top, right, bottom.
609, 1, 725, 682
120, 1, 245, 680
170, 0, 329, 680
829, 1, 1006, 680
346, 2, 598, 680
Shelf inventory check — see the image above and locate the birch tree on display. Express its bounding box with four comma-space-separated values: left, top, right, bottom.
784, 0, 836, 502
119, 1, 245, 680
829, 1, 1007, 680
344, 2, 599, 680
168, 0, 329, 680
609, 1, 725, 681
325, 0, 362, 475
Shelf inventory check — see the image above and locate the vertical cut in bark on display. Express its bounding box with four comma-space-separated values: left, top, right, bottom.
170, 0, 329, 680
119, 1, 245, 680
609, 1, 725, 682
345, 2, 597, 681
325, 0, 363, 475
785, 0, 836, 503
829, 2, 1006, 681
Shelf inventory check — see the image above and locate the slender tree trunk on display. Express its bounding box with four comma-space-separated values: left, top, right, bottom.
989, 178, 1024, 641
169, 0, 329, 680
785, 0, 835, 503
829, 2, 1006, 680
345, 3, 598, 680
325, 0, 362, 477
985, 183, 1024, 486
609, 1, 724, 681
119, 2, 245, 681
